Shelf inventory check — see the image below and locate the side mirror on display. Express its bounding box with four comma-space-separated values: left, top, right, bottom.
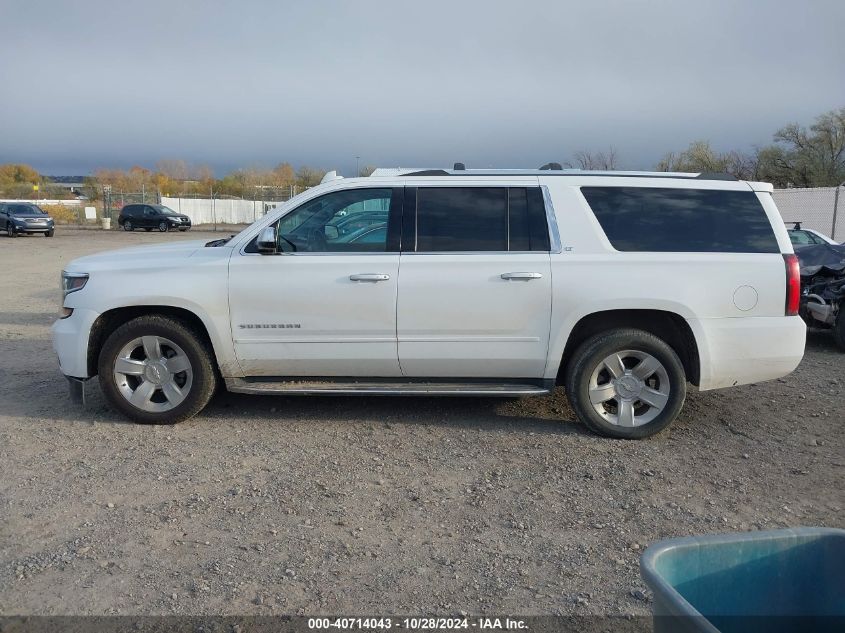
256, 226, 277, 254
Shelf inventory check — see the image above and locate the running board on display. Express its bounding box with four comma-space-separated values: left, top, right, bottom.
226, 377, 553, 397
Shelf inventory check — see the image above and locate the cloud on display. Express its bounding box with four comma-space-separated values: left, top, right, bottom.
1, 0, 843, 174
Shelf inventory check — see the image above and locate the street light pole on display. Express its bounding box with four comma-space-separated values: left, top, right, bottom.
356, 156, 360, 177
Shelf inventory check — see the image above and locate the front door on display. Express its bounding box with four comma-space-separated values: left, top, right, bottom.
397, 185, 553, 378
143, 206, 158, 228
228, 186, 403, 377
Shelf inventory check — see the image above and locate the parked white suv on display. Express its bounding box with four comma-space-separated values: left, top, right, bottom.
52, 167, 806, 438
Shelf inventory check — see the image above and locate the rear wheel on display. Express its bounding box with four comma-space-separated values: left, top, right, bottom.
123, 220, 133, 231
565, 328, 686, 439
158, 221, 169, 232
98, 315, 217, 424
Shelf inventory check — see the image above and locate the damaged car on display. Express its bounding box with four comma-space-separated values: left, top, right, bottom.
796, 242, 845, 350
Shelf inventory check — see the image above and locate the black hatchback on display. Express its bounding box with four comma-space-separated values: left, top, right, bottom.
117, 204, 192, 232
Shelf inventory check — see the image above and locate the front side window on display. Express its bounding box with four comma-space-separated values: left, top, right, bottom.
581, 187, 779, 253
274, 188, 393, 253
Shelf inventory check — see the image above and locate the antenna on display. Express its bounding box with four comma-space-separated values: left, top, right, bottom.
539, 162, 563, 170
453, 162, 466, 170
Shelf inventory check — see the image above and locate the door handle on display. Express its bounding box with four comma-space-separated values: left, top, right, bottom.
500, 272, 543, 280
349, 273, 390, 282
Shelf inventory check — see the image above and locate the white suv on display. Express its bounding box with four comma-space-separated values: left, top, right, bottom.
52, 167, 806, 438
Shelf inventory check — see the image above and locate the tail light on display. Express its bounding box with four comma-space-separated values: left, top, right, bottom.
784, 254, 801, 316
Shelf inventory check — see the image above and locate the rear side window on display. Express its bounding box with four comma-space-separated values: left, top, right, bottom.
414, 187, 549, 252
581, 187, 779, 253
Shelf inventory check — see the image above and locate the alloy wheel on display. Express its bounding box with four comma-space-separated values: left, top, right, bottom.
587, 349, 670, 427
113, 336, 193, 413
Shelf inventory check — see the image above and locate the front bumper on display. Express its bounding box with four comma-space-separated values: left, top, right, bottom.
51, 307, 100, 378
14, 223, 53, 233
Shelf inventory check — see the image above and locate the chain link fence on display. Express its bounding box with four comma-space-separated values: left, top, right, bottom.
772, 186, 844, 241
101, 188, 301, 228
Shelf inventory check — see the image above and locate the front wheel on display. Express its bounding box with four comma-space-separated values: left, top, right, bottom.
565, 328, 686, 439
833, 304, 845, 352
45, 229, 54, 237
98, 315, 218, 424
7, 223, 17, 238
158, 221, 169, 232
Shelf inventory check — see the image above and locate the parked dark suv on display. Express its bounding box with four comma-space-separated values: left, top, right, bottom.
117, 204, 192, 232
1, 202, 55, 237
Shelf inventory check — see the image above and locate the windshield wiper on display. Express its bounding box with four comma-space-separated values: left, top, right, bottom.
205, 235, 233, 247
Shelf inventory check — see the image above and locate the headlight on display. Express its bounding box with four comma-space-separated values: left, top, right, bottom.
169, 217, 181, 223
61, 272, 89, 300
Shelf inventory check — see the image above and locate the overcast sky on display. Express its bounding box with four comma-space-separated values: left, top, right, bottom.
1, 0, 843, 176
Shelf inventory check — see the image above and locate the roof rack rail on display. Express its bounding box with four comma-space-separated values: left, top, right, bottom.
539, 162, 563, 170
696, 172, 737, 181
403, 169, 450, 176
453, 162, 466, 170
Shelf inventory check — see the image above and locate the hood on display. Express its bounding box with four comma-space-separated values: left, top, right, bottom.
64, 239, 215, 273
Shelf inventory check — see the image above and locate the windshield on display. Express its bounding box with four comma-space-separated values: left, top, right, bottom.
157, 206, 179, 216
10, 204, 46, 216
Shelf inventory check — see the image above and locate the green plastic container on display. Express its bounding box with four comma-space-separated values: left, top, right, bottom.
640, 527, 845, 633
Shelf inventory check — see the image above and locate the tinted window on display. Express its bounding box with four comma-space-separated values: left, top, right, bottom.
279, 188, 393, 253
416, 188, 508, 251
507, 188, 551, 252
581, 187, 779, 253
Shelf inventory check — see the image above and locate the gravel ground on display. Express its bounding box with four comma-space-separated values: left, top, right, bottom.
0, 228, 842, 617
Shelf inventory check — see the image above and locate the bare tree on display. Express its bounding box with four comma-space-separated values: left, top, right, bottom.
568, 147, 618, 170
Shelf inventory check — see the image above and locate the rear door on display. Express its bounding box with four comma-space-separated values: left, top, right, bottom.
397, 182, 553, 378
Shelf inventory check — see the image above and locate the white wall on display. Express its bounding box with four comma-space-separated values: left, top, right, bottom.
0, 199, 81, 206
159, 197, 283, 225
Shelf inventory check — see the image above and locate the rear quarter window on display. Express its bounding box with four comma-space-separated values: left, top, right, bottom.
581, 187, 779, 253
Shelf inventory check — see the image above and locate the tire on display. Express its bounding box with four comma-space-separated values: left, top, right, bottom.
124, 221, 133, 231
98, 315, 217, 424
565, 328, 686, 439
45, 229, 54, 237
158, 221, 169, 232
833, 304, 845, 352
7, 223, 16, 238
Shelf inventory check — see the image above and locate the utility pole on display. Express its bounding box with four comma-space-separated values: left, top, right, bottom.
833, 181, 844, 242
356, 156, 360, 177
